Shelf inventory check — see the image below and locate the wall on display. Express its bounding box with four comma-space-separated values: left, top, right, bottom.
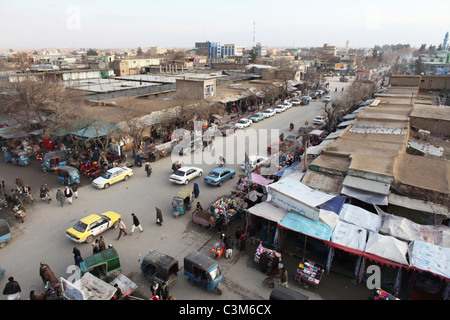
390, 75, 421, 87
419, 75, 450, 90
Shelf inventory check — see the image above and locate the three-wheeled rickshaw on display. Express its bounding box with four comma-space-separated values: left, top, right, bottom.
172, 187, 194, 217
57, 165, 80, 185
41, 149, 72, 172
184, 251, 223, 294
80, 248, 121, 282
0, 219, 12, 248
140, 250, 179, 287
10, 149, 30, 166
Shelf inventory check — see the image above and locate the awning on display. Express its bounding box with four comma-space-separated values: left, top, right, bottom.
243, 173, 274, 186
279, 212, 334, 241
274, 162, 301, 177
318, 196, 346, 215
301, 170, 344, 194
364, 232, 409, 266
409, 240, 450, 279
247, 202, 287, 223
388, 193, 449, 217
339, 203, 381, 233
331, 220, 368, 251
341, 176, 390, 206
72, 121, 119, 139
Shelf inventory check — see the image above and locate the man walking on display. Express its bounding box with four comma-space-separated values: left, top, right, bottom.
155, 207, 163, 226
99, 236, 106, 252
116, 218, 128, 239
56, 188, 65, 207
130, 213, 143, 235
72, 184, 78, 199
64, 186, 73, 205
225, 236, 233, 259
2, 277, 21, 300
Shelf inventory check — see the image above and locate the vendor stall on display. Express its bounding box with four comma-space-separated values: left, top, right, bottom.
210, 241, 225, 259
209, 195, 247, 225
295, 258, 324, 287
254, 242, 282, 274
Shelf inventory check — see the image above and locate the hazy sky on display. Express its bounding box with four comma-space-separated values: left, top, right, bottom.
1, 0, 449, 50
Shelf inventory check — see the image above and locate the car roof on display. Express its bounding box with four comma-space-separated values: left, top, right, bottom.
263, 108, 274, 112
177, 166, 200, 171
107, 167, 127, 173
210, 167, 233, 173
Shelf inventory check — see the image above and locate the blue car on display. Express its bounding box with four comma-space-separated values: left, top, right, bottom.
203, 167, 236, 187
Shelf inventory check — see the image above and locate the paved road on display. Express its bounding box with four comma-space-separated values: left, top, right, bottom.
0, 77, 372, 301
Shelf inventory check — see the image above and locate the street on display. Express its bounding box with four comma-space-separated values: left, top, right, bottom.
0, 77, 372, 301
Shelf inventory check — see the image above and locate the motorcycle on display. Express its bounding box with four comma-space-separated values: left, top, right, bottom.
12, 204, 26, 223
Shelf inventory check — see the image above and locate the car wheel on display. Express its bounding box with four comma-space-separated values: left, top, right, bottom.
219, 181, 223, 187
231, 173, 235, 179
86, 235, 94, 243
198, 171, 202, 177
104, 183, 110, 189
185, 179, 189, 185
124, 175, 129, 181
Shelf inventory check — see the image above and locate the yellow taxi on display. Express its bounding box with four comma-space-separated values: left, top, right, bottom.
66, 211, 121, 243
92, 166, 133, 189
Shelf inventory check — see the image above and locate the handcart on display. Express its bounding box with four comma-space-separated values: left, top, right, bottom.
210, 241, 225, 259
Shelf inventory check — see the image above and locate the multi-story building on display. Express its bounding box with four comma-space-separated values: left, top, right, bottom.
221, 44, 244, 57
195, 41, 221, 61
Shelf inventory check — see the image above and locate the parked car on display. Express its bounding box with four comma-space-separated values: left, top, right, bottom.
203, 167, 236, 187
291, 98, 301, 106
218, 123, 236, 136
313, 116, 327, 125
169, 166, 203, 185
267, 141, 287, 153
235, 118, 252, 129
281, 101, 292, 109
323, 95, 332, 102
249, 113, 265, 123
284, 134, 301, 146
301, 96, 311, 101
274, 105, 287, 113
66, 211, 121, 243
241, 155, 269, 171
92, 167, 133, 189
262, 108, 276, 117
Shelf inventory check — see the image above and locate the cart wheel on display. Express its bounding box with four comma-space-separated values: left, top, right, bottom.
215, 287, 222, 295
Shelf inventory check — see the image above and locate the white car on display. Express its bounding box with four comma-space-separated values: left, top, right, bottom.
235, 118, 252, 129
262, 108, 276, 117
281, 101, 292, 109
92, 167, 133, 189
274, 105, 287, 113
169, 166, 203, 185
323, 95, 332, 102
291, 98, 301, 106
241, 155, 269, 171
301, 96, 312, 101
313, 116, 327, 125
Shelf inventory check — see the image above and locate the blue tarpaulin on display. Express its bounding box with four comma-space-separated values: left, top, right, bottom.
318, 196, 346, 215
279, 212, 333, 241
274, 162, 300, 177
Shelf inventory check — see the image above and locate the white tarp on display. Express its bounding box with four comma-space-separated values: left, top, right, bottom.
377, 207, 450, 248
60, 272, 116, 300
339, 204, 381, 233
408, 240, 450, 279
247, 202, 287, 223
365, 232, 409, 265
331, 220, 368, 251
268, 177, 335, 221
319, 209, 340, 229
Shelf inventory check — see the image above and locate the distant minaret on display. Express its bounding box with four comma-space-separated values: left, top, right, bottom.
443, 32, 449, 50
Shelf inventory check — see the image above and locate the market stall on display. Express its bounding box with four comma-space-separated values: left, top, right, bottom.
254, 242, 282, 274
295, 258, 324, 287
209, 194, 247, 226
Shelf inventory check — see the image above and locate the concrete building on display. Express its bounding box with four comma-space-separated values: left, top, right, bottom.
195, 41, 221, 61
176, 77, 216, 100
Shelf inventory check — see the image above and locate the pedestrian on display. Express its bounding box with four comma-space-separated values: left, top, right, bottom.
116, 218, 127, 239
0, 179, 5, 194
225, 236, 233, 259
15, 176, 24, 189
112, 283, 122, 300
155, 207, 163, 226
73, 247, 81, 260
3, 277, 21, 300
150, 281, 160, 298
99, 236, 106, 252
145, 163, 152, 177
239, 232, 247, 251
130, 213, 143, 235
235, 227, 242, 248
64, 186, 73, 205
159, 282, 169, 300
280, 267, 288, 287
72, 184, 78, 199
40, 184, 51, 203
56, 188, 65, 207
193, 182, 199, 198
29, 290, 37, 300
92, 239, 100, 254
